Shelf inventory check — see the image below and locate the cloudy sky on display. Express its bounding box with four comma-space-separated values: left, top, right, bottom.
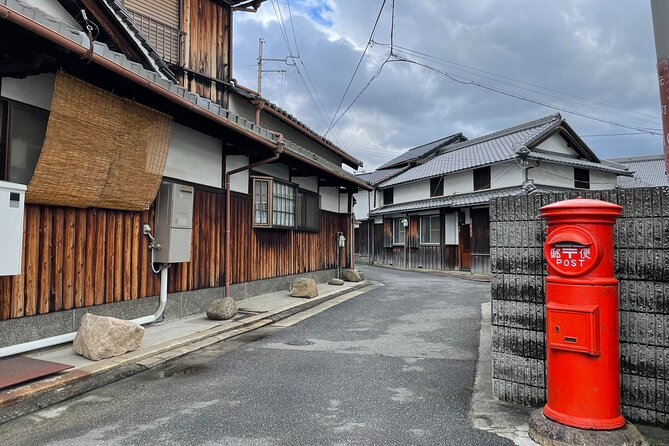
232, 0, 663, 171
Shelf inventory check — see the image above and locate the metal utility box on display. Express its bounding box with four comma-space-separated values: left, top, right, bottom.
0, 181, 27, 276
154, 182, 194, 264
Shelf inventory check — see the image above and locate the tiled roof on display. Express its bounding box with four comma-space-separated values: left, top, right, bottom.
528, 152, 631, 175
1, 0, 369, 190
356, 167, 407, 186
608, 154, 669, 188
379, 114, 629, 188
368, 185, 576, 216
377, 133, 466, 170
369, 187, 529, 216
230, 85, 363, 168
380, 115, 562, 187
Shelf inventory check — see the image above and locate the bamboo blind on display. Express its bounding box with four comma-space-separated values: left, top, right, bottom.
27, 71, 172, 211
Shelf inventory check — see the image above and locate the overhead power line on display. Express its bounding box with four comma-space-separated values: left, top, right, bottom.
373, 41, 662, 126
389, 54, 662, 136
326, 0, 388, 136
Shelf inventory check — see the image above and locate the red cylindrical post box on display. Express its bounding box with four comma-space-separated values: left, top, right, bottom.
540, 198, 624, 430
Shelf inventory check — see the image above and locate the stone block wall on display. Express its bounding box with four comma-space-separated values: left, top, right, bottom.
490, 187, 669, 426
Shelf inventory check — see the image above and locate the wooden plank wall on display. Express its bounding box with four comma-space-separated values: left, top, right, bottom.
0, 190, 350, 321
181, 0, 230, 104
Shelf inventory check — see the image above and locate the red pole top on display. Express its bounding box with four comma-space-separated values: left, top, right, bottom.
540, 198, 623, 224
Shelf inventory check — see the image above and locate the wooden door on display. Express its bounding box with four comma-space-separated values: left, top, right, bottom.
459, 224, 471, 270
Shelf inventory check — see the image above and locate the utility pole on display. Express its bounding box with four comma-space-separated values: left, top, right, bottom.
256, 38, 289, 97
257, 38, 264, 95
650, 1, 669, 175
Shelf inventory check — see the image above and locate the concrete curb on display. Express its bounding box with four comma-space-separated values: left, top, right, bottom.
0, 281, 374, 425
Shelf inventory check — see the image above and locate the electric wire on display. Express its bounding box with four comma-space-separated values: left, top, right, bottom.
390, 54, 662, 136
326, 0, 388, 135
374, 41, 662, 124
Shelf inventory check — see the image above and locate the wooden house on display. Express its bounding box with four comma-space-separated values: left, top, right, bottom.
354, 114, 632, 275
0, 0, 370, 349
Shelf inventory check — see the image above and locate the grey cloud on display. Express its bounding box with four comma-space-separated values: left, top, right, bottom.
233, 0, 663, 169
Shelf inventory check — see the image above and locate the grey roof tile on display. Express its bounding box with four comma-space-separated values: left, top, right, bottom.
356, 167, 407, 186
608, 154, 669, 188
369, 187, 529, 215
379, 114, 628, 188
529, 152, 631, 175
377, 133, 466, 169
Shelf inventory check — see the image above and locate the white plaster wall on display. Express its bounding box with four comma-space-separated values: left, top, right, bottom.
490, 162, 524, 189
165, 123, 222, 188
443, 170, 473, 195
590, 170, 619, 190
254, 163, 290, 181
537, 134, 578, 156
1, 74, 55, 110
23, 0, 81, 28
292, 176, 318, 193
394, 180, 430, 203
320, 186, 340, 213
225, 155, 249, 194
352, 191, 371, 220
528, 162, 574, 188
339, 193, 349, 213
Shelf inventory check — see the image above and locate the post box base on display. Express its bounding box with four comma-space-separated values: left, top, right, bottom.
529, 409, 644, 446
543, 404, 625, 430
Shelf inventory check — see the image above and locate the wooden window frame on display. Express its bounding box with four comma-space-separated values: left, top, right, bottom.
574, 168, 590, 189
252, 176, 298, 229
473, 166, 491, 191
296, 188, 321, 232
430, 176, 444, 197
392, 218, 406, 246
252, 176, 272, 227
419, 214, 441, 245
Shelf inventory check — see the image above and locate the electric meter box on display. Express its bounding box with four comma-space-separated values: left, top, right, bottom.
154, 182, 194, 264
0, 181, 27, 276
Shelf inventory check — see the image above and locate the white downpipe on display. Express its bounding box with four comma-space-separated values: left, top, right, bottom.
0, 267, 169, 358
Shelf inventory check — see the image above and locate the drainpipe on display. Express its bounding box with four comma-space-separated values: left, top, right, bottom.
0, 265, 169, 358
224, 134, 284, 297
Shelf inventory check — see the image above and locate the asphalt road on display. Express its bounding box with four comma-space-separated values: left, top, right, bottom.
0, 266, 512, 446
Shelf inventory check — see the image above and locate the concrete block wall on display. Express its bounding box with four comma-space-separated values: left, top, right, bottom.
490, 187, 669, 426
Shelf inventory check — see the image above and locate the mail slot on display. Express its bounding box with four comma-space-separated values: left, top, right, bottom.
540, 198, 625, 431
546, 302, 599, 355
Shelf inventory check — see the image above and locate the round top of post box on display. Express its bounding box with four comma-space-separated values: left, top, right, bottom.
540, 197, 622, 224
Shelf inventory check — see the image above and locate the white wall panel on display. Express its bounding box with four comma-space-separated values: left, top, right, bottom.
1, 73, 55, 110
320, 186, 340, 213
225, 155, 249, 194
537, 134, 578, 156
394, 180, 430, 203
254, 163, 290, 181
293, 176, 318, 192
165, 123, 222, 188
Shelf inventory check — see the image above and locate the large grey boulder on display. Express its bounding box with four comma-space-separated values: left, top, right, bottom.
328, 278, 345, 286
342, 269, 363, 282
73, 313, 144, 361
291, 278, 319, 298
207, 297, 238, 320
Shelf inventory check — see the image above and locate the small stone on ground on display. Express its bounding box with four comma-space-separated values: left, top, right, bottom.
342, 269, 363, 282
291, 278, 319, 298
328, 278, 345, 286
207, 297, 238, 320
73, 313, 144, 361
